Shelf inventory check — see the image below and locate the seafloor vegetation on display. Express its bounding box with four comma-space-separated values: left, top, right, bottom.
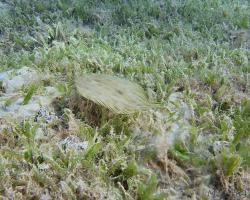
0, 0, 249, 199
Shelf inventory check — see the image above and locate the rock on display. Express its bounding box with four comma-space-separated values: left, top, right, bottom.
0, 94, 60, 120
0, 67, 41, 93
0, 67, 61, 121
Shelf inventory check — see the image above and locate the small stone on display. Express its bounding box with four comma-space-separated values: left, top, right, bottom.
213, 141, 230, 154
59, 135, 88, 151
